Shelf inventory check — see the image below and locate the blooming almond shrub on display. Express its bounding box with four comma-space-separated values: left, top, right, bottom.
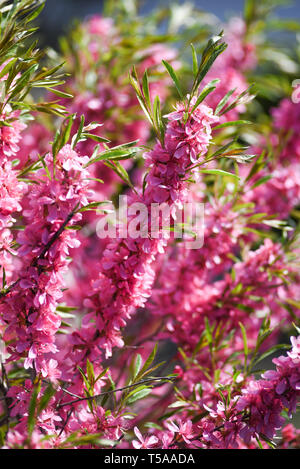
0, 0, 299, 450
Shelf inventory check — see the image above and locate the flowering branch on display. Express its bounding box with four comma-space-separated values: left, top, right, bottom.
58, 376, 175, 408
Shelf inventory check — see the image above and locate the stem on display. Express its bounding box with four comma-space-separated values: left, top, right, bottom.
58, 376, 175, 408
33, 203, 79, 266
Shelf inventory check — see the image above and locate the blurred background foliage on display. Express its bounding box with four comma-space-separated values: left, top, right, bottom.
38, 0, 300, 48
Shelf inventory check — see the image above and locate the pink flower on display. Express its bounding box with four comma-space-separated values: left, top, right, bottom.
40, 358, 61, 383
166, 419, 195, 444
67, 94, 218, 364
0, 145, 91, 376
132, 427, 158, 449
0, 107, 26, 161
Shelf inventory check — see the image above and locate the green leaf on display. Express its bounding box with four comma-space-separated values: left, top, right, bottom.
133, 354, 142, 380
293, 323, 300, 334
86, 359, 95, 385
129, 67, 153, 126
142, 70, 151, 109
259, 434, 277, 449
153, 95, 164, 139
71, 115, 85, 149
2, 267, 6, 289
27, 382, 41, 437
95, 367, 109, 383
245, 152, 266, 183
199, 169, 240, 180
61, 114, 75, 148
253, 344, 290, 367
37, 384, 56, 415
24, 2, 45, 24
77, 201, 112, 213
86, 147, 139, 165
135, 343, 158, 382
162, 60, 183, 99
168, 400, 189, 408
224, 154, 254, 163
62, 432, 104, 447
192, 34, 227, 94
81, 133, 110, 144
215, 88, 236, 115
219, 85, 255, 117
213, 120, 252, 130
127, 387, 152, 404
56, 305, 77, 313
47, 88, 73, 99
239, 322, 248, 370
77, 366, 91, 393
9, 63, 39, 99
190, 79, 220, 115
190, 43, 198, 78
0, 58, 17, 80
204, 317, 213, 347
250, 175, 272, 189
103, 160, 135, 190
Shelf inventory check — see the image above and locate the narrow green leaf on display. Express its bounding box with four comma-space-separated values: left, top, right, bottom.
253, 344, 290, 366
190, 43, 198, 78
27, 383, 40, 437
215, 88, 236, 115
204, 317, 213, 346
142, 70, 151, 109
127, 387, 152, 404
239, 321, 248, 369
37, 384, 56, 414
250, 175, 272, 189
135, 343, 158, 381
199, 169, 240, 180
47, 88, 73, 99
190, 79, 220, 114
86, 359, 95, 385
162, 60, 183, 98
192, 36, 227, 93
133, 354, 142, 380
0, 58, 17, 79
213, 120, 252, 130
24, 2, 45, 24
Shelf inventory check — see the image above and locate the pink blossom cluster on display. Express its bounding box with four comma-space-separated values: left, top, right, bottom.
272, 86, 300, 165
129, 335, 300, 449
43, 15, 181, 315
0, 162, 26, 281
57, 15, 178, 200
0, 145, 91, 378
4, 371, 128, 449
66, 98, 220, 365
234, 335, 300, 445
241, 85, 300, 219
0, 109, 26, 161
151, 231, 296, 352
0, 101, 27, 282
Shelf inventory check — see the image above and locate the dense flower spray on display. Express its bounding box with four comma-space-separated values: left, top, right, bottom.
0, 69, 27, 282
67, 98, 220, 364
0, 145, 91, 377
0, 0, 299, 451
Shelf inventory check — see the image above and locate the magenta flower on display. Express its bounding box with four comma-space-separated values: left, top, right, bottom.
0, 107, 26, 161
132, 427, 158, 449
165, 419, 196, 444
